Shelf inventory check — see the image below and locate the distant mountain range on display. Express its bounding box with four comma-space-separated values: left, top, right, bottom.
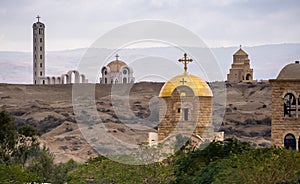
0, 43, 299, 84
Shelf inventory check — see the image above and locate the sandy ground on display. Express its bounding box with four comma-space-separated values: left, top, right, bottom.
0, 82, 271, 163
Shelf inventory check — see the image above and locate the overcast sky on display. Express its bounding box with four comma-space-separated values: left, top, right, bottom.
0, 0, 299, 51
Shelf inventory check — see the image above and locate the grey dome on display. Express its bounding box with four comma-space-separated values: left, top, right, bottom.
277, 61, 300, 79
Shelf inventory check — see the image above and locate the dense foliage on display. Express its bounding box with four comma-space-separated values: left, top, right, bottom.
0, 110, 77, 183
1, 110, 300, 183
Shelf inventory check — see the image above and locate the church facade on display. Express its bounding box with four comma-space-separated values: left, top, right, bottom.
270, 61, 300, 150
100, 55, 134, 84
227, 47, 255, 83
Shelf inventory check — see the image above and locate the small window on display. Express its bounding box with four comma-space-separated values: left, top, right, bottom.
40, 63, 42, 68
34, 55, 36, 59
284, 93, 296, 117
34, 46, 36, 51
40, 47, 42, 51
178, 108, 181, 113
40, 71, 42, 76
40, 55, 42, 59
34, 62, 36, 67
40, 38, 42, 42
184, 108, 189, 121
39, 29, 41, 34
104, 70, 107, 75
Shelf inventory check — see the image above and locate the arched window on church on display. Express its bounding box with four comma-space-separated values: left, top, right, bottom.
246, 74, 252, 80
284, 93, 296, 117
284, 133, 296, 150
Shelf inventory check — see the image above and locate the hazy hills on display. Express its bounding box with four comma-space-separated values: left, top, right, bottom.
0, 43, 300, 84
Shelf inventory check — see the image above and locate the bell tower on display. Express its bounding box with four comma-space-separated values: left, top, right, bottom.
32, 15, 46, 84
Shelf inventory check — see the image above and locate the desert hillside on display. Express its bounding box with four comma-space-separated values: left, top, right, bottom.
0, 82, 271, 163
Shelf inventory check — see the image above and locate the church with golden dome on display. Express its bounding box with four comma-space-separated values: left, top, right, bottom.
149, 53, 224, 147
100, 54, 135, 84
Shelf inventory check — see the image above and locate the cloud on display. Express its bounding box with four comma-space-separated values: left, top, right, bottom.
0, 0, 299, 51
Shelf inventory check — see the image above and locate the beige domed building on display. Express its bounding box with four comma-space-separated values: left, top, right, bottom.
227, 46, 255, 83
270, 61, 300, 150
100, 54, 134, 84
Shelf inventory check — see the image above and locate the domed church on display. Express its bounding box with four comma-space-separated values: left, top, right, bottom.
153, 53, 223, 147
100, 54, 134, 84
270, 61, 300, 150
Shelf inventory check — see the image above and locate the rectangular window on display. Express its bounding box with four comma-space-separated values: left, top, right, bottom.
40, 63, 42, 68
34, 46, 36, 51
39, 29, 41, 34
40, 38, 42, 42
40, 71, 42, 76
34, 62, 36, 67
34, 54, 36, 59
40, 47, 42, 51
40, 55, 42, 59
178, 108, 181, 113
184, 108, 189, 121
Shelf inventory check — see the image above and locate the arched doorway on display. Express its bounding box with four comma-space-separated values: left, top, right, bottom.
284, 133, 296, 150
123, 77, 127, 84
246, 73, 252, 80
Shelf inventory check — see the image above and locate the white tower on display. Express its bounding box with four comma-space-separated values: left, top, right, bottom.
32, 15, 46, 84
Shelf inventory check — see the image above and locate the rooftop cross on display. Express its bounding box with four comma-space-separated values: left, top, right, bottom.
178, 53, 193, 72
36, 15, 41, 22
115, 54, 119, 61
180, 78, 187, 85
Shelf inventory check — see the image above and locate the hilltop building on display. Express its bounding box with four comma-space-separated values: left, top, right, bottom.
149, 53, 223, 147
32, 16, 87, 84
100, 54, 134, 84
227, 46, 255, 83
270, 61, 300, 150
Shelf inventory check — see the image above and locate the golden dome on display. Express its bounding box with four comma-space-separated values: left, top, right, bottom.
159, 72, 213, 97
107, 60, 127, 72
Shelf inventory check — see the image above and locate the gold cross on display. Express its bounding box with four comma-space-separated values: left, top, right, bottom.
180, 78, 187, 85
178, 53, 193, 72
